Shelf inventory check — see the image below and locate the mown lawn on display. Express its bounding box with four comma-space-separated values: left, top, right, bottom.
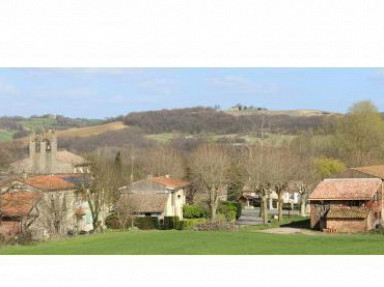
1, 230, 384, 255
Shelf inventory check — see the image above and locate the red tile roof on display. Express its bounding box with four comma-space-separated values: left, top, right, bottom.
2, 192, 42, 217
151, 176, 189, 190
20, 175, 76, 191
120, 193, 169, 213
326, 206, 369, 219
351, 165, 384, 179
309, 178, 382, 200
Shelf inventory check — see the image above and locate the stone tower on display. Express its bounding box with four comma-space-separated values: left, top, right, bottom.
29, 130, 57, 174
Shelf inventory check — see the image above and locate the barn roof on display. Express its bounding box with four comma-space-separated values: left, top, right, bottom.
309, 178, 381, 200
326, 206, 369, 219
151, 176, 189, 189
120, 193, 169, 213
2, 192, 42, 217
350, 165, 384, 179
122, 176, 189, 194
20, 175, 77, 191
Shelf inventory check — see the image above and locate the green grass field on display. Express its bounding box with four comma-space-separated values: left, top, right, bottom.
1, 230, 384, 255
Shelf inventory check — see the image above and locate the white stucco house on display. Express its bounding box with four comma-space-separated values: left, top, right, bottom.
119, 175, 189, 220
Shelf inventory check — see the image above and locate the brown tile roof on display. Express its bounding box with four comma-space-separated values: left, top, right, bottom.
326, 206, 369, 219
56, 150, 87, 166
120, 193, 169, 213
2, 192, 42, 217
350, 165, 384, 179
151, 176, 189, 190
20, 175, 76, 191
309, 178, 382, 200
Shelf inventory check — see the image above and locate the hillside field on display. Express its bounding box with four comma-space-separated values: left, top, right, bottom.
15, 121, 128, 144
1, 230, 384, 255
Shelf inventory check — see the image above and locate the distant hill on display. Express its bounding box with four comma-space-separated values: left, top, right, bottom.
226, 108, 339, 117
123, 107, 336, 136
15, 121, 128, 144
0, 115, 104, 143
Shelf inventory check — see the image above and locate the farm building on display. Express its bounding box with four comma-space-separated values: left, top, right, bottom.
308, 178, 383, 232
119, 175, 189, 220
0, 174, 96, 239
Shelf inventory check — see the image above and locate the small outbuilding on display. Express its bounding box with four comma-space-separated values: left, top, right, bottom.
308, 178, 383, 232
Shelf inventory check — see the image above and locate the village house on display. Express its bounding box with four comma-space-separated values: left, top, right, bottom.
0, 174, 94, 239
119, 175, 189, 220
8, 130, 90, 175
239, 180, 302, 210
308, 178, 383, 232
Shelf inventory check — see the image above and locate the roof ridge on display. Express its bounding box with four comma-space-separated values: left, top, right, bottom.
324, 178, 382, 182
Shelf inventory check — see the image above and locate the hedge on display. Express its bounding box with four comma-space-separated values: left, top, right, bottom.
159, 216, 181, 230
218, 202, 242, 222
105, 212, 122, 229
135, 217, 159, 230
183, 205, 206, 219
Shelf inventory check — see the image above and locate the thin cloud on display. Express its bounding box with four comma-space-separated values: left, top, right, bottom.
206, 75, 277, 94
0, 81, 18, 95
138, 78, 178, 95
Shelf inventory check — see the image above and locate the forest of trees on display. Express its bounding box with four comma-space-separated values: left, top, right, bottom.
123, 107, 325, 135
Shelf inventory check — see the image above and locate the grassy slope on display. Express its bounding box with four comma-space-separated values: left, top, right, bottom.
1, 230, 384, 255
14, 121, 128, 144
0, 130, 15, 142
53, 121, 127, 138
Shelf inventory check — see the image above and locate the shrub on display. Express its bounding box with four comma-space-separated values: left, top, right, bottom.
232, 202, 242, 219
227, 210, 237, 223
105, 212, 122, 229
219, 202, 242, 220
191, 221, 238, 232
160, 216, 181, 230
182, 218, 207, 230
183, 205, 206, 219
135, 217, 159, 230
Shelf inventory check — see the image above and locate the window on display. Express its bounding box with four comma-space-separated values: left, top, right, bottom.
349, 201, 363, 207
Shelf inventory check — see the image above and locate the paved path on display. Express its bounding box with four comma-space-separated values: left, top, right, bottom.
236, 208, 263, 226
259, 227, 320, 236
236, 207, 300, 226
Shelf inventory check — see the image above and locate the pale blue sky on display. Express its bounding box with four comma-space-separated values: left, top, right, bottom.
1, 68, 384, 118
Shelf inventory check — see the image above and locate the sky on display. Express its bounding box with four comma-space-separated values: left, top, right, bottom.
1, 68, 384, 119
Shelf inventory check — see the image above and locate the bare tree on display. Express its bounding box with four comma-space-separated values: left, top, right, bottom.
38, 192, 69, 236
297, 158, 321, 216
116, 193, 138, 229
139, 145, 186, 178
243, 145, 298, 224
189, 144, 230, 220
77, 154, 121, 232
242, 145, 270, 224
264, 146, 298, 223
